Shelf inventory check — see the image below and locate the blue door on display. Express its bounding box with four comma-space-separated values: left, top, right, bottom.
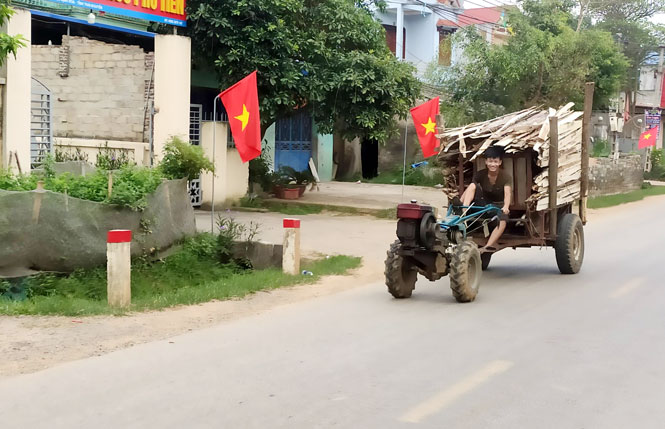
275, 111, 312, 172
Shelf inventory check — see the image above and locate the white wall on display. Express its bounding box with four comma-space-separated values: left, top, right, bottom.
1, 8, 31, 172
403, 12, 438, 75
153, 34, 190, 161
199, 121, 248, 208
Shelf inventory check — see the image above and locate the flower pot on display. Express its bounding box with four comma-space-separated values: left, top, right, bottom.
280, 187, 301, 199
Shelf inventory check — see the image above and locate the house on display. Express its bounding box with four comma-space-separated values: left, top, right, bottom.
372, 1, 510, 74
1, 1, 252, 209
437, 6, 510, 68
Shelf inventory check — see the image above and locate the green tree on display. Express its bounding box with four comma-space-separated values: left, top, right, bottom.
580, 0, 665, 117
186, 0, 420, 144
0, 0, 26, 65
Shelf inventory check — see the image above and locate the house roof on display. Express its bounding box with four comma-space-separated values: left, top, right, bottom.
437, 6, 506, 28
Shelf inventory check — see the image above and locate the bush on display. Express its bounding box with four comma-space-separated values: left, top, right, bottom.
248, 143, 273, 191
0, 165, 165, 210
159, 136, 214, 180
96, 142, 133, 170
271, 166, 314, 187
216, 216, 260, 263
591, 139, 611, 158
645, 148, 665, 180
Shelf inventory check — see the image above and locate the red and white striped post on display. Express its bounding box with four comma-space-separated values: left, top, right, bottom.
107, 229, 132, 308
282, 218, 301, 275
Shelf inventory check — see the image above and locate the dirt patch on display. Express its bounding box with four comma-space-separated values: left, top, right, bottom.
0, 264, 382, 378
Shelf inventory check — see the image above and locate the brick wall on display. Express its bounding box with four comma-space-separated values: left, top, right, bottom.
31, 36, 153, 142
589, 154, 644, 197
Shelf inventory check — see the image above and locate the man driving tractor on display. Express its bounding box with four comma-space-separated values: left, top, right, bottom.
459, 146, 512, 254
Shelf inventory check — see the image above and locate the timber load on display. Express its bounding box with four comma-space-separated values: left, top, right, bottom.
436, 103, 584, 211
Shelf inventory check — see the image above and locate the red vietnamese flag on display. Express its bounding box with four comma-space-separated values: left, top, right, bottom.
410, 97, 440, 158
638, 126, 658, 149
220, 71, 261, 163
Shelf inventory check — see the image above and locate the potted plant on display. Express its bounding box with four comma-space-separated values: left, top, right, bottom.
271, 166, 314, 199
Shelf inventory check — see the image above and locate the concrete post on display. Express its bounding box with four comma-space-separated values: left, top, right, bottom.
107, 230, 132, 308
282, 218, 301, 275
153, 34, 191, 161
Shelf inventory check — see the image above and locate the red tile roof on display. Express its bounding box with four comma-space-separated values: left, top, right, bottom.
437, 7, 506, 28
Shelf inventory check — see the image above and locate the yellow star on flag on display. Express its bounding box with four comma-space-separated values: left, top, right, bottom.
234, 104, 250, 131
421, 117, 436, 135
644, 133, 651, 139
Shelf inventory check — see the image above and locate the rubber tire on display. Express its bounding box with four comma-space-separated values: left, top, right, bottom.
555, 213, 584, 274
385, 240, 417, 298
481, 253, 492, 271
449, 240, 482, 303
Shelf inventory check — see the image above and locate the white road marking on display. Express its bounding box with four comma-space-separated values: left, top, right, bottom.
399, 360, 514, 424
609, 278, 646, 299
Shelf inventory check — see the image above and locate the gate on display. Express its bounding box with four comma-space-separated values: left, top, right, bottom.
188, 104, 203, 207
275, 111, 312, 172
30, 78, 53, 169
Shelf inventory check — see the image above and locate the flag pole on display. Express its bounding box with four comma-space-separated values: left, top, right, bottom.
401, 120, 408, 202
211, 94, 221, 233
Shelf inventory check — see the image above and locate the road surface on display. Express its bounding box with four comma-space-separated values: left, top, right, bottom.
2, 196, 664, 428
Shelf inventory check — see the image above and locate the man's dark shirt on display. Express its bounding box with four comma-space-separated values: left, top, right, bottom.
473, 169, 512, 205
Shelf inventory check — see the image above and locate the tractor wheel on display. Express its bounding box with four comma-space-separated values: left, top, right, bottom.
385, 240, 417, 298
449, 240, 482, 303
481, 252, 492, 271
450, 241, 483, 302
555, 213, 584, 274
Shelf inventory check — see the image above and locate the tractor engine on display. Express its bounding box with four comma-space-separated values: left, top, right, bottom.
396, 203, 439, 250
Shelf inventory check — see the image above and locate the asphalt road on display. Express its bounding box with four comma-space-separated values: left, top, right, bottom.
2, 197, 665, 428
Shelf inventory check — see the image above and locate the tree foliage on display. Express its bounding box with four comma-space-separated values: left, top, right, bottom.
0, 0, 26, 66
426, 0, 628, 126
586, 0, 665, 21
186, 0, 420, 143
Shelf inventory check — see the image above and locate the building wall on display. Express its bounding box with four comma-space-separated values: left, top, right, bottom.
1, 8, 31, 172
589, 154, 644, 197
404, 13, 439, 75
31, 35, 152, 142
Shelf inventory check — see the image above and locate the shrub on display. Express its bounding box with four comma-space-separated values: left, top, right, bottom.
248, 143, 273, 191
216, 216, 260, 263
591, 139, 611, 158
55, 147, 89, 163
159, 136, 214, 180
96, 143, 133, 170
0, 165, 165, 210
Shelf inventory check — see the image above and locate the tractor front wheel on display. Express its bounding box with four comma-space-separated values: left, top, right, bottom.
449, 240, 482, 302
385, 240, 417, 298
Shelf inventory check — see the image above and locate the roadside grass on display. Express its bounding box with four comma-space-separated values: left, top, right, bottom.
588, 184, 665, 209
236, 198, 397, 219
367, 167, 445, 187
0, 243, 361, 316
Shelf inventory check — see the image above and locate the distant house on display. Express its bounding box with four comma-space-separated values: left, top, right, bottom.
373, 1, 511, 75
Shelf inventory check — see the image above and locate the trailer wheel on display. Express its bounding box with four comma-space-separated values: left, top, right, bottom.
555, 213, 584, 274
450, 240, 482, 303
481, 253, 492, 271
385, 240, 417, 298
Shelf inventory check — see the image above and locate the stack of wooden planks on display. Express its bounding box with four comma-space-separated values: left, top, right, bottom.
436, 104, 583, 211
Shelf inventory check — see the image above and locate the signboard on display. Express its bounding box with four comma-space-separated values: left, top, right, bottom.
46, 0, 186, 27
645, 109, 661, 130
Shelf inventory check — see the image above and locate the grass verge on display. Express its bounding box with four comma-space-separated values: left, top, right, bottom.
237, 199, 397, 219
588, 184, 665, 209
0, 246, 361, 316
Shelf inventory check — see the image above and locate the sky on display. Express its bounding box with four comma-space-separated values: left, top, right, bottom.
462, 0, 665, 26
